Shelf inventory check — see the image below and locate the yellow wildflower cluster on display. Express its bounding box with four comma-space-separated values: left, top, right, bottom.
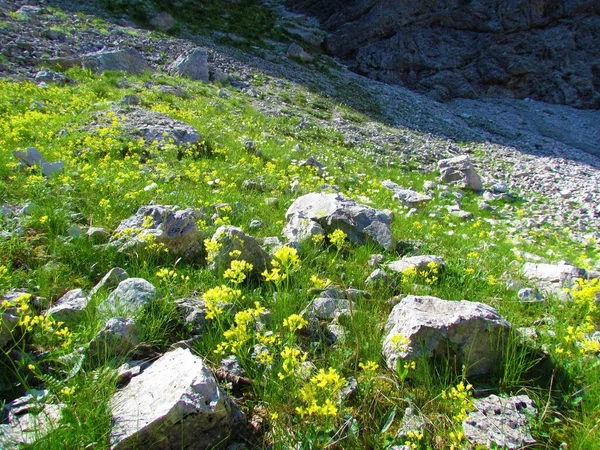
203, 285, 241, 320
296, 367, 345, 419
358, 360, 379, 372
310, 275, 332, 289
216, 302, 265, 355
155, 268, 189, 283
390, 333, 410, 353
278, 345, 307, 380
262, 246, 300, 285
204, 238, 222, 263
441, 381, 474, 423
404, 430, 424, 450
283, 314, 308, 333
311, 233, 325, 245
223, 259, 253, 285
328, 229, 347, 250
401, 261, 440, 285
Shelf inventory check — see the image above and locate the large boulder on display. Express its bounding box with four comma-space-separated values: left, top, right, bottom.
438, 155, 482, 191
208, 226, 271, 279
383, 295, 510, 376
82, 48, 148, 74
285, 0, 600, 108
283, 193, 394, 250
463, 394, 537, 449
110, 348, 240, 449
111, 205, 202, 259
168, 48, 209, 82
88, 317, 140, 359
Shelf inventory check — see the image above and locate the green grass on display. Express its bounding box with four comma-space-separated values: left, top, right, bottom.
0, 29, 599, 450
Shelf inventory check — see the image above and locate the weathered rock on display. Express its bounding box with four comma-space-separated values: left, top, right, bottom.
88, 317, 140, 359
120, 108, 202, 149
209, 226, 271, 279
101, 278, 157, 317
387, 255, 445, 274
438, 155, 482, 191
82, 48, 148, 74
287, 43, 313, 62
285, 0, 600, 108
174, 297, 208, 335
522, 262, 586, 295
382, 180, 431, 208
13, 147, 64, 177
168, 48, 209, 82
463, 395, 537, 449
383, 295, 510, 376
110, 348, 238, 449
0, 390, 63, 448
283, 193, 394, 250
150, 11, 177, 31
305, 297, 354, 321
221, 355, 246, 378
90, 267, 129, 297
111, 205, 202, 259
46, 288, 90, 327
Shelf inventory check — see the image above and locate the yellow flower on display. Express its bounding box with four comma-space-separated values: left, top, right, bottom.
328, 229, 347, 250
39, 215, 48, 224
463, 267, 475, 275
390, 333, 409, 352
283, 314, 308, 333
223, 260, 253, 285
358, 361, 379, 372
310, 274, 332, 289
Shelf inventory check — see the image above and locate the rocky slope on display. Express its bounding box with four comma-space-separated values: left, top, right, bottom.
285, 0, 600, 108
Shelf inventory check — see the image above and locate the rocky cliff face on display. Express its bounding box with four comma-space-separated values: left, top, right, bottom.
284, 0, 600, 108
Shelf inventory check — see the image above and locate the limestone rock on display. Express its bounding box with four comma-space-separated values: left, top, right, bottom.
463, 395, 537, 449
438, 155, 482, 191
209, 226, 271, 279
90, 267, 129, 297
522, 262, 586, 295
110, 348, 238, 449
46, 288, 90, 327
0, 391, 63, 448
101, 278, 157, 317
120, 108, 202, 149
382, 180, 431, 208
174, 297, 208, 335
387, 255, 445, 274
82, 48, 148, 74
283, 192, 394, 250
88, 317, 140, 359
383, 295, 510, 376
168, 48, 209, 82
305, 297, 354, 321
111, 205, 202, 259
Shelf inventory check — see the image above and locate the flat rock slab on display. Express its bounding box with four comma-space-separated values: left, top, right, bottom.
463, 394, 537, 449
122, 108, 202, 149
381, 180, 431, 208
522, 262, 586, 295
82, 48, 148, 74
383, 295, 510, 376
110, 348, 234, 450
387, 255, 445, 274
283, 192, 394, 250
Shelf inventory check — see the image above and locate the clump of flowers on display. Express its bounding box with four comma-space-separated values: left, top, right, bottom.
223, 259, 253, 285
278, 345, 307, 380
310, 274, 332, 289
203, 285, 241, 320
295, 367, 345, 419
283, 314, 308, 334
328, 229, 347, 251
262, 246, 300, 286
390, 333, 410, 353
215, 302, 265, 356
204, 238, 222, 263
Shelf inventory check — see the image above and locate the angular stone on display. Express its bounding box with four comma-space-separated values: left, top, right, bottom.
283, 193, 394, 250
111, 205, 202, 259
0, 391, 63, 448
47, 288, 90, 327
90, 267, 129, 297
88, 317, 140, 359
209, 226, 271, 279
82, 48, 148, 74
168, 48, 209, 82
463, 395, 537, 449
383, 295, 510, 376
305, 297, 354, 321
174, 297, 208, 335
387, 255, 445, 274
110, 348, 237, 449
101, 278, 157, 317
438, 155, 482, 191
522, 262, 586, 295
